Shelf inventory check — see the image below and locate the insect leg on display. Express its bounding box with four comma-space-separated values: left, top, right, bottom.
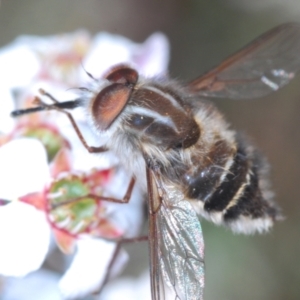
38, 89, 108, 153
37, 88, 60, 103
11, 88, 107, 153
79, 176, 135, 204
51, 177, 136, 210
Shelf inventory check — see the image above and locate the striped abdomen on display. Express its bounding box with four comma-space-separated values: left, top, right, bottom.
183, 134, 280, 233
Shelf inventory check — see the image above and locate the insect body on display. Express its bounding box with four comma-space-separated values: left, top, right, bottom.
11, 23, 300, 300
99, 75, 279, 233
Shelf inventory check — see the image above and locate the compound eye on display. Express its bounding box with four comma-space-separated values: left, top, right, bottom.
104, 65, 138, 86
91, 83, 131, 130
128, 114, 154, 129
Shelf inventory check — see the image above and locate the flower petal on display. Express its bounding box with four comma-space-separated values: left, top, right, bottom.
82, 32, 169, 80
52, 228, 76, 255
59, 238, 128, 299
2, 269, 61, 300
82, 33, 136, 79
0, 201, 50, 277
101, 271, 152, 300
0, 138, 50, 199
50, 148, 72, 178
134, 32, 170, 77
0, 89, 15, 134
0, 42, 40, 89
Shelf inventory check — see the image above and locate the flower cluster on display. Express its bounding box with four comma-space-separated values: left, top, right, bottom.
0, 30, 169, 299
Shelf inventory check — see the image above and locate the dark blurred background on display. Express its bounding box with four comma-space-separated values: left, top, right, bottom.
0, 0, 299, 299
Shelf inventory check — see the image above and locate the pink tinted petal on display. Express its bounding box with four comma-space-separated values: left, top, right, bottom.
0, 201, 50, 277
59, 239, 128, 299
0, 139, 50, 199
52, 228, 76, 255
20, 192, 46, 211
134, 32, 170, 77
50, 148, 72, 178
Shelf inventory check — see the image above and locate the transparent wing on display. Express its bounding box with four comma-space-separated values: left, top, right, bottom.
189, 23, 300, 99
147, 168, 205, 300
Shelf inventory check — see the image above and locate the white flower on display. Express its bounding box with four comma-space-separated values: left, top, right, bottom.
2, 269, 61, 300
81, 32, 169, 80
0, 139, 51, 276
0, 139, 142, 298
0, 89, 15, 134
0, 201, 50, 277
0, 40, 40, 89
59, 239, 129, 299
101, 271, 152, 300
0, 29, 170, 299
0, 138, 50, 200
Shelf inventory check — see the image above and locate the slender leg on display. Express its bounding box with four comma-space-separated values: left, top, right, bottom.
51, 177, 136, 210
33, 90, 145, 297
35, 89, 108, 153
38, 88, 60, 103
